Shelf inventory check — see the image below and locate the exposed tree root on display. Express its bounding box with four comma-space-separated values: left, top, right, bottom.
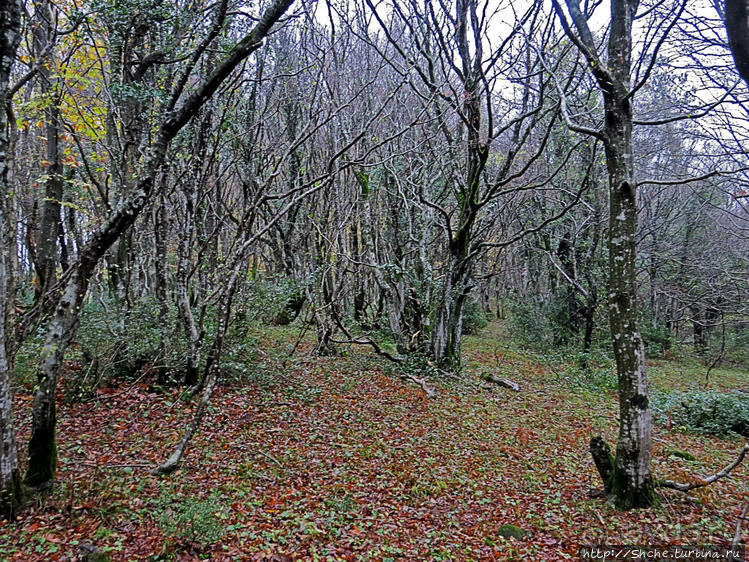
657, 443, 749, 492
589, 436, 614, 494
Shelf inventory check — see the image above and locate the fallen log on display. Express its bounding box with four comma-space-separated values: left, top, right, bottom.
482, 373, 521, 391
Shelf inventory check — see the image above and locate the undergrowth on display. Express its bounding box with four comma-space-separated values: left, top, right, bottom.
652, 390, 749, 437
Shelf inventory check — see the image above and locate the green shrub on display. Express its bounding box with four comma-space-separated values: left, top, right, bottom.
245, 277, 305, 326
13, 331, 44, 389
462, 297, 488, 335
559, 350, 617, 392
221, 334, 259, 383
639, 310, 672, 357
724, 321, 749, 367
394, 352, 439, 380
506, 292, 576, 349
73, 296, 191, 389
652, 390, 749, 437
507, 296, 554, 349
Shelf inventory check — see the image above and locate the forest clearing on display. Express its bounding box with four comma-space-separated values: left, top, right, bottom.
2, 0, 749, 559
0, 322, 746, 560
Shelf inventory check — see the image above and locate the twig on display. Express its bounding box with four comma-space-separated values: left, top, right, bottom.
729, 500, 748, 562
257, 450, 283, 466
399, 372, 436, 399
329, 334, 402, 363
436, 367, 460, 380
328, 310, 403, 363
288, 310, 313, 357
658, 444, 749, 492
80, 462, 152, 469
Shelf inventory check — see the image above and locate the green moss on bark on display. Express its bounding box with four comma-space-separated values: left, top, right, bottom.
1, 468, 25, 519
25, 425, 57, 487
609, 463, 658, 510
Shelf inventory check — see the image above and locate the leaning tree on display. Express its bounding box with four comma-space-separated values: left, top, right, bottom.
11, 0, 296, 491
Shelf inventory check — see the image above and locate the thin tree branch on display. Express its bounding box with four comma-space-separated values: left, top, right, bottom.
657, 443, 749, 492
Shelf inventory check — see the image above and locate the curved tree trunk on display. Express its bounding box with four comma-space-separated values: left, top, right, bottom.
23, 0, 295, 488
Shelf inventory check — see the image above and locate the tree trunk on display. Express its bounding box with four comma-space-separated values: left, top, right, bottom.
431, 262, 455, 367
431, 253, 474, 369
691, 305, 708, 354
724, 0, 749, 88
556, 0, 656, 509
0, 0, 25, 517
606, 132, 655, 507
176, 183, 201, 386
154, 191, 171, 385
582, 175, 602, 353
603, 3, 655, 510
26, 268, 89, 486
32, 0, 63, 299
429, 9, 486, 368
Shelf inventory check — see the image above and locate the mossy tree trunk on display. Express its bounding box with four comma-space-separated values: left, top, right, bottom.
429, 0, 487, 370
0, 0, 25, 518
554, 0, 656, 509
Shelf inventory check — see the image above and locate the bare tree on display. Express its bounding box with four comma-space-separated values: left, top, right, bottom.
23, 0, 295, 489
549, 0, 686, 508
364, 0, 571, 369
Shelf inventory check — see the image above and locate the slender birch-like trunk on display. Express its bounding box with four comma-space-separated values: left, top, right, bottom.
0, 0, 25, 517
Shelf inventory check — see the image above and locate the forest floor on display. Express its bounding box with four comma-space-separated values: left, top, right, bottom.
1, 323, 747, 561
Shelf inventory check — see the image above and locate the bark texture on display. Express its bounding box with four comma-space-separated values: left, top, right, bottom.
0, 0, 25, 517
31, 0, 63, 299
555, 0, 656, 509
725, 0, 749, 88
604, 0, 656, 510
